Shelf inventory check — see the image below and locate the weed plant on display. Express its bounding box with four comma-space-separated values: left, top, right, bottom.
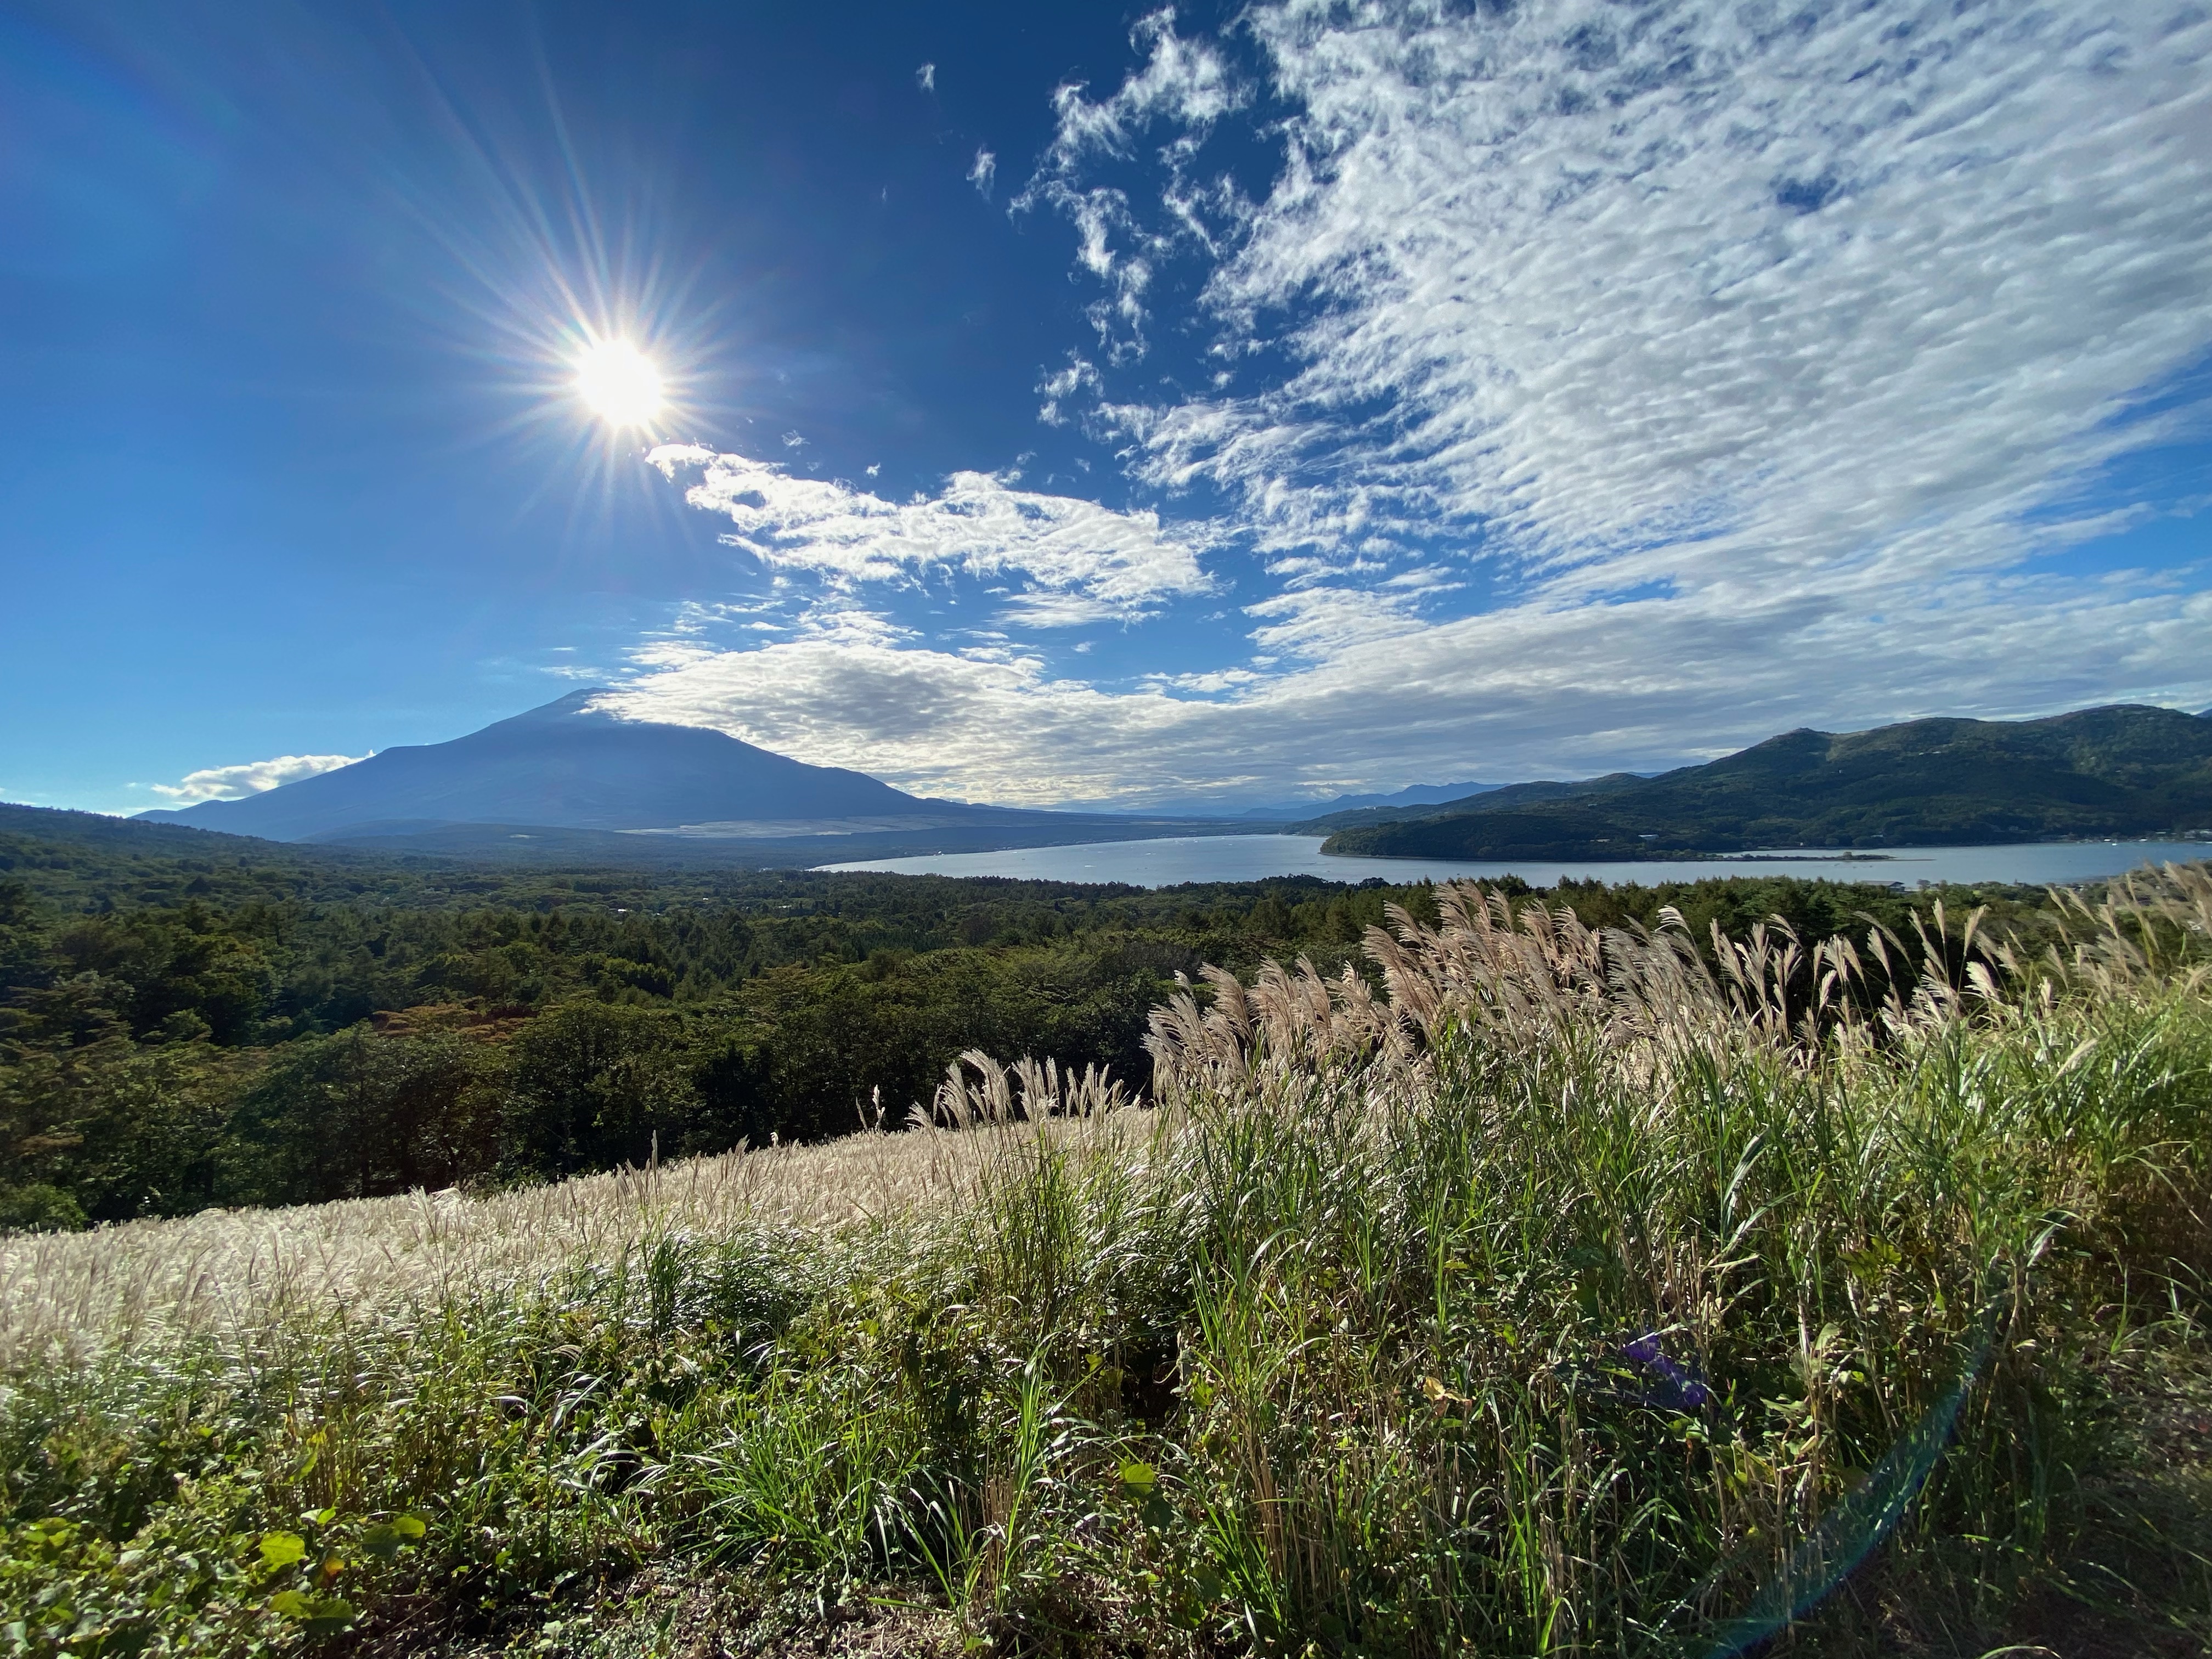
3, 871, 2209, 1655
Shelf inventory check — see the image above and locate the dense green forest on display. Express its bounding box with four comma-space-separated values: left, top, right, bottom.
1, 803, 2074, 1231
1319, 703, 2212, 857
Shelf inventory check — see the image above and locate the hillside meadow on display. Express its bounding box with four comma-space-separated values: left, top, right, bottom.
2, 866, 2209, 1655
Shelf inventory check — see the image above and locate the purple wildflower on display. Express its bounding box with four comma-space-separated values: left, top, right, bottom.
1622, 1331, 1712, 1409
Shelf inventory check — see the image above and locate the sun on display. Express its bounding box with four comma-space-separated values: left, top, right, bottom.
573, 338, 664, 428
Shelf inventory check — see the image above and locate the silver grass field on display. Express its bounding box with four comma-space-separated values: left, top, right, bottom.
3, 871, 2210, 1656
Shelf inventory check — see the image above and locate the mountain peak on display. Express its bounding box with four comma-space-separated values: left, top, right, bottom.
136, 690, 933, 840
494, 687, 624, 726
540, 685, 617, 708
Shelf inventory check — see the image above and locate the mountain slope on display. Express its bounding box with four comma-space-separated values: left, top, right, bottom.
1323, 705, 2212, 859
1234, 780, 1500, 821
1297, 776, 1617, 833
137, 690, 961, 841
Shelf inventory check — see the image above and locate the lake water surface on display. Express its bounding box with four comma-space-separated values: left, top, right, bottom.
820, 834, 2210, 890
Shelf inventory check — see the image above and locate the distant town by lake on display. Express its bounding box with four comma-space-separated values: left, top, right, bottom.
819, 834, 2211, 890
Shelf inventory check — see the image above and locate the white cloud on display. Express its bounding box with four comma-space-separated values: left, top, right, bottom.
1047, 1, 2212, 600
1148, 666, 1263, 693
1013, 9, 1249, 352
968, 147, 997, 200
612, 2, 2212, 807
602, 572, 2212, 808
1036, 355, 1100, 426
1036, 9, 1242, 165
150, 752, 370, 804
994, 591, 1136, 630
1242, 580, 1441, 660
916, 62, 935, 93
648, 444, 1214, 622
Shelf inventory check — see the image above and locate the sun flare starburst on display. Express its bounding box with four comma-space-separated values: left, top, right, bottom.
573, 338, 664, 428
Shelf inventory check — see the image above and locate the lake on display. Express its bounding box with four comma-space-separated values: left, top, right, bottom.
819, 833, 2211, 890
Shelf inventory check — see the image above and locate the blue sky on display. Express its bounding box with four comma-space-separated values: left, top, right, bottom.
3, 0, 2208, 816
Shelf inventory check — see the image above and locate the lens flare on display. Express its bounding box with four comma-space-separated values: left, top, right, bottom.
573, 339, 664, 428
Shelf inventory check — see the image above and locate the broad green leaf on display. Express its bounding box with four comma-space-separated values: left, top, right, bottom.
360, 1514, 428, 1558
270, 1590, 356, 1633
258, 1532, 307, 1571
303, 1596, 358, 1636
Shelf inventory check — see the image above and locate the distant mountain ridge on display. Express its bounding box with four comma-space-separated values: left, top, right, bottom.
1320, 706, 2212, 860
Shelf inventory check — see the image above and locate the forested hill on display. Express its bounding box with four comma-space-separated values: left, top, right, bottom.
1321, 703, 2212, 859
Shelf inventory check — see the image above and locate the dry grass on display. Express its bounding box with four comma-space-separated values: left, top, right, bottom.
1147, 861, 2212, 1095
0, 1063, 1139, 1368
